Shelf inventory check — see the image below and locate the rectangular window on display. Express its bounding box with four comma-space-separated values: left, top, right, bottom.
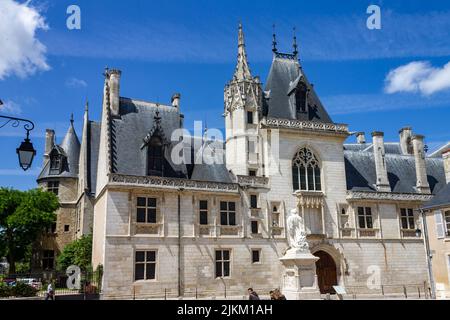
251, 221, 259, 234
135, 251, 157, 281
42, 250, 54, 270
252, 250, 261, 263
215, 250, 230, 278
136, 197, 157, 224
249, 170, 256, 177
47, 181, 59, 195
358, 207, 373, 229
248, 140, 256, 154
220, 201, 236, 226
46, 223, 56, 234
445, 211, 450, 237
400, 208, 415, 230
247, 111, 254, 124
250, 195, 258, 209
64, 225, 70, 232
199, 200, 208, 225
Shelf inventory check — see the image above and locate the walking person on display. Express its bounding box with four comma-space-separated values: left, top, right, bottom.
248, 288, 260, 300
45, 281, 54, 301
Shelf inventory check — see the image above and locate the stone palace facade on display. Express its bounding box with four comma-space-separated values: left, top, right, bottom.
36, 25, 449, 299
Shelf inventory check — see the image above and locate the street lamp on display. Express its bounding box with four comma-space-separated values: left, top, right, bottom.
16, 134, 36, 171
0, 100, 36, 171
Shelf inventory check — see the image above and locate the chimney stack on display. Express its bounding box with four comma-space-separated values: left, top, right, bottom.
412, 135, 431, 194
44, 129, 55, 164
108, 69, 121, 116
372, 131, 391, 192
399, 127, 413, 155
171, 93, 181, 108
442, 149, 450, 184
356, 132, 366, 144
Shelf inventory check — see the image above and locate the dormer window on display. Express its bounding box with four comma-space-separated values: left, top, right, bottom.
49, 154, 63, 175
295, 82, 308, 115
147, 136, 163, 176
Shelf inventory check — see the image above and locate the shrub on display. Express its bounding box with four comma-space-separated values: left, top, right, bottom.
0, 282, 10, 297
10, 282, 38, 297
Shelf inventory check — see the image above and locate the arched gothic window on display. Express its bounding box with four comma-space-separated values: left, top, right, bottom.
292, 147, 321, 191
147, 136, 163, 176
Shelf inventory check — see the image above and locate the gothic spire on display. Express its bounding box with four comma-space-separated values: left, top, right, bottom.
272, 24, 278, 53
292, 27, 298, 57
233, 23, 252, 81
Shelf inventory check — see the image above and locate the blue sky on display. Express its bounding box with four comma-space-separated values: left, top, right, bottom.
1, 0, 450, 190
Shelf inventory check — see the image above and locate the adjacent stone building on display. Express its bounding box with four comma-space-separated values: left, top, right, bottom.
422, 149, 450, 298
37, 25, 448, 299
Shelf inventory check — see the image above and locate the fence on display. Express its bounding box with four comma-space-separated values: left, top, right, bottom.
343, 282, 431, 300
1, 270, 102, 300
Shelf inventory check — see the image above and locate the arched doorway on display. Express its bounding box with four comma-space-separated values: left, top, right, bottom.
314, 251, 338, 294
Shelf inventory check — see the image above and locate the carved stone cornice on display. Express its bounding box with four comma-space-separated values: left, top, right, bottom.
109, 174, 239, 193
294, 190, 325, 208
237, 175, 269, 188
346, 191, 433, 202
261, 117, 349, 136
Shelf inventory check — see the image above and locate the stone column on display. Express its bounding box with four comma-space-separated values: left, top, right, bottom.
443, 149, 450, 184
372, 132, 391, 192
399, 127, 413, 155
412, 135, 431, 194
43, 129, 55, 164
108, 69, 121, 116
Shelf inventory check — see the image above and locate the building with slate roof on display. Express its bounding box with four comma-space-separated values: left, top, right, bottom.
421, 149, 450, 298
36, 24, 450, 299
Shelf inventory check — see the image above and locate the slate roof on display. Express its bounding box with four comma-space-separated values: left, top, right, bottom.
263, 55, 333, 123
422, 183, 450, 209
344, 150, 446, 194
190, 140, 233, 183
110, 98, 186, 177
37, 121, 80, 180
344, 142, 403, 155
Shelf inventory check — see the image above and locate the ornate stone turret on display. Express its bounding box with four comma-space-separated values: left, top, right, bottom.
224, 23, 262, 176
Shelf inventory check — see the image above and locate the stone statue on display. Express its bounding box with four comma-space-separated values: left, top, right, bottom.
286, 208, 309, 252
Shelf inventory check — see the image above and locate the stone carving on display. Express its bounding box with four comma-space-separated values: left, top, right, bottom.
286, 208, 309, 252
110, 174, 239, 193
262, 117, 349, 135
347, 191, 433, 202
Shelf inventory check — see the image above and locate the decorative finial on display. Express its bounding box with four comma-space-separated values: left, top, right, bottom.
272, 24, 278, 53
85, 99, 89, 112
70, 113, 74, 124
293, 27, 298, 56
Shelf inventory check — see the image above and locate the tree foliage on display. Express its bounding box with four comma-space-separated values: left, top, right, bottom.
57, 234, 93, 271
0, 188, 59, 274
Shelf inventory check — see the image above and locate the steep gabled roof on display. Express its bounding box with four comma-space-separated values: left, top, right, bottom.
37, 119, 81, 181
263, 54, 333, 123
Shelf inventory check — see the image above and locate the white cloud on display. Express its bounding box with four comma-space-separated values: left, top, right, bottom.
385, 61, 450, 95
65, 77, 88, 88
0, 100, 22, 115
0, 0, 50, 79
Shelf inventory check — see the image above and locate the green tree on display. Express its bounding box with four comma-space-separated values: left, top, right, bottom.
57, 234, 92, 271
0, 188, 59, 274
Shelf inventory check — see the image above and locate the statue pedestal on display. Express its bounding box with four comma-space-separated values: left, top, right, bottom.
279, 248, 321, 300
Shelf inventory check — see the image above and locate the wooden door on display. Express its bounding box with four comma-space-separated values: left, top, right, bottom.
314, 251, 338, 294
